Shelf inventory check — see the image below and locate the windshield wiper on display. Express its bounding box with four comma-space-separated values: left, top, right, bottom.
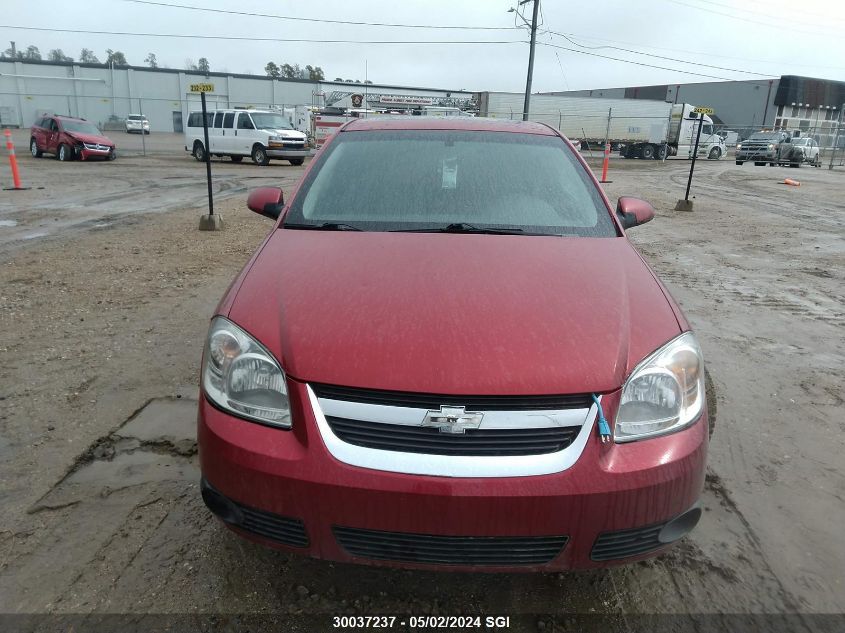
392, 222, 527, 235
284, 222, 363, 231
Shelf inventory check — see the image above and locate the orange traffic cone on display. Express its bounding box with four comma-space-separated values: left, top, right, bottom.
782, 178, 800, 186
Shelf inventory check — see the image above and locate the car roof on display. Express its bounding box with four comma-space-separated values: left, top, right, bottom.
342, 117, 558, 136
54, 115, 87, 122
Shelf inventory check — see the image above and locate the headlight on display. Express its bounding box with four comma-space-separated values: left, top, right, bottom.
614, 332, 704, 442
768, 144, 774, 149
736, 143, 742, 149
202, 316, 291, 428
269, 135, 285, 142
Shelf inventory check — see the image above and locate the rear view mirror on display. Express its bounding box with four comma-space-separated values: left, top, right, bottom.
616, 197, 655, 229
247, 187, 284, 220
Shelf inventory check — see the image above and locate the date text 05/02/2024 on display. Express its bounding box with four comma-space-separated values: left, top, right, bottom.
332, 615, 512, 629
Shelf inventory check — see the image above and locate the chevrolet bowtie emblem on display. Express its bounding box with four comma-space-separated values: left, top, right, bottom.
422, 406, 483, 434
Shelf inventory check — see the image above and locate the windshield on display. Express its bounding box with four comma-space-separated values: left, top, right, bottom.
128, 115, 146, 121
791, 138, 810, 145
748, 133, 781, 141
61, 120, 103, 135
250, 113, 294, 130
284, 130, 615, 237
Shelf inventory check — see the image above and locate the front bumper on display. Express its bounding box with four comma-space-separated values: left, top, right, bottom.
198, 380, 708, 571
266, 147, 310, 159
77, 146, 113, 160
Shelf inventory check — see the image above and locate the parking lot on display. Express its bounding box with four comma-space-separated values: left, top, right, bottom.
0, 129, 843, 630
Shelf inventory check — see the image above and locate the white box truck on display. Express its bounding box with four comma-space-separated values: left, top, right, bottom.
475, 92, 726, 160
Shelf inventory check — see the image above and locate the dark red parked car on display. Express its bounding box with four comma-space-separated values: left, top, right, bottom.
30, 115, 116, 161
198, 118, 708, 571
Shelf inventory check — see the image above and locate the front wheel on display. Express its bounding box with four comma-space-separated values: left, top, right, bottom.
641, 144, 655, 160
251, 144, 269, 166
735, 160, 744, 165
708, 147, 721, 160
288, 158, 305, 166
108, 149, 117, 161
57, 143, 72, 161
30, 138, 43, 158
193, 141, 206, 162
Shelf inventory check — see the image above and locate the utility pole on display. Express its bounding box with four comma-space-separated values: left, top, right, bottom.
522, 0, 540, 121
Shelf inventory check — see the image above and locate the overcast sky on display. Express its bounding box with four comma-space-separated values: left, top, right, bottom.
3, 0, 845, 92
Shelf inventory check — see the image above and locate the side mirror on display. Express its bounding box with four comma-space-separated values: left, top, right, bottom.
616, 197, 655, 229
247, 187, 284, 220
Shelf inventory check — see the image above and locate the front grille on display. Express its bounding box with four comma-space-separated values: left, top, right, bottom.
238, 505, 309, 548
313, 383, 593, 411
83, 143, 109, 151
591, 521, 667, 561
326, 416, 580, 456
334, 526, 567, 566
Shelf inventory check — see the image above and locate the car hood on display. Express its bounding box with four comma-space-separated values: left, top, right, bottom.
66, 131, 114, 146
264, 128, 305, 138
227, 231, 681, 395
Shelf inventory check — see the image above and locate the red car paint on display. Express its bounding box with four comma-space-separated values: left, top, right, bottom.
198, 117, 708, 571
30, 115, 116, 161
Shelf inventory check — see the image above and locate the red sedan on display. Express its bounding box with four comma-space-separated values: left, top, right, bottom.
198, 117, 708, 571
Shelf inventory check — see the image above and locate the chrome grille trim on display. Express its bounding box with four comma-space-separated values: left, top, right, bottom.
308, 385, 597, 478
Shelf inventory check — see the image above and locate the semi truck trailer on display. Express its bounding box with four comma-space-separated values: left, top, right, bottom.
475, 92, 726, 160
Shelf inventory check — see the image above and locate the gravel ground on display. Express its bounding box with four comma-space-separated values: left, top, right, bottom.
0, 139, 843, 632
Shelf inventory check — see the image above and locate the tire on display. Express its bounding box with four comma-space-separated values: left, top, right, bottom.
288, 158, 305, 166
193, 141, 206, 162
754, 161, 764, 166
30, 138, 43, 158
656, 145, 667, 160
108, 149, 117, 161
708, 147, 721, 160
735, 161, 743, 165
790, 161, 800, 168
230, 155, 243, 163
56, 143, 72, 161
251, 144, 269, 166
641, 144, 655, 160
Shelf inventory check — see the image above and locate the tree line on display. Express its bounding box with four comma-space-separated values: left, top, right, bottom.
1, 45, 356, 83
0, 45, 212, 73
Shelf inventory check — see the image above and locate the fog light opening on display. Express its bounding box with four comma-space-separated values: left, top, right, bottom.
657, 505, 702, 544
200, 479, 243, 525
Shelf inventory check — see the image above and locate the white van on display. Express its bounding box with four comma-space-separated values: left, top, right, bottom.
184, 108, 309, 166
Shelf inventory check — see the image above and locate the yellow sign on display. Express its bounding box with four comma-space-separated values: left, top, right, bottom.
190, 83, 215, 93
693, 106, 714, 115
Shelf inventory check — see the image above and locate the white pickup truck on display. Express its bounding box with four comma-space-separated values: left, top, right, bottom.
185, 109, 309, 166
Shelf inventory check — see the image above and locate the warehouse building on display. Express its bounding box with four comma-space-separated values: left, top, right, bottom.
546, 75, 845, 147
0, 59, 475, 132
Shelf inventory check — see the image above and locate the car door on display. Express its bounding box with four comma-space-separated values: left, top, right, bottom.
210, 111, 224, 152
220, 112, 236, 153
235, 112, 255, 155
45, 118, 61, 153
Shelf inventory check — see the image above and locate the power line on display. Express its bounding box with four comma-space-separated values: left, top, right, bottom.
120, 0, 521, 30
545, 30, 777, 77
689, 0, 845, 26
664, 0, 841, 37
0, 25, 525, 45
536, 41, 735, 81
539, 30, 845, 71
